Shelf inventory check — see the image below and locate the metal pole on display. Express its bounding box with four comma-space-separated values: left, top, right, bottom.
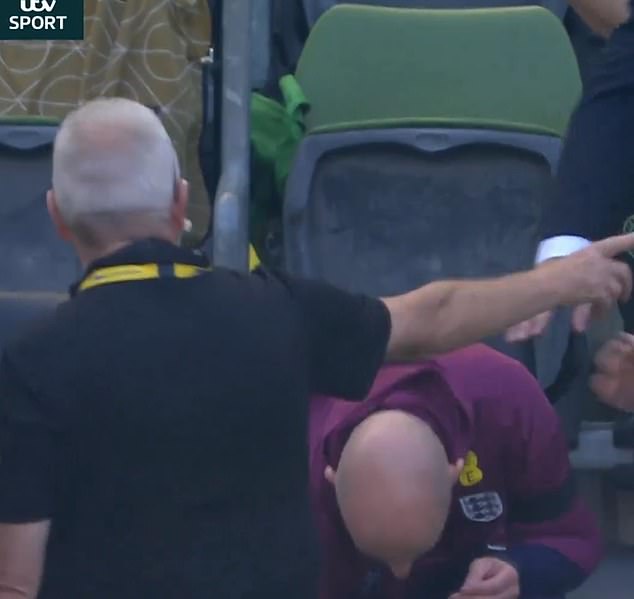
213, 0, 252, 271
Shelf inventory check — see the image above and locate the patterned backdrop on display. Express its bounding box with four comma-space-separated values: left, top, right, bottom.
0, 0, 212, 240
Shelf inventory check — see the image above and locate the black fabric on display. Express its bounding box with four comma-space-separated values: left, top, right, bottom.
351, 553, 479, 599
262, 0, 309, 101
607, 464, 634, 490
0, 355, 71, 523
505, 544, 586, 596
404, 545, 577, 599
508, 475, 576, 524
0, 239, 390, 599
404, 554, 478, 599
269, 270, 391, 398
393, 547, 575, 599
563, 8, 607, 87
402, 546, 573, 599
544, 332, 590, 407
548, 106, 631, 241
613, 416, 634, 448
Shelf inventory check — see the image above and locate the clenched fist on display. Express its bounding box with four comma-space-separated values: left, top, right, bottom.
449, 557, 519, 599
592, 333, 634, 412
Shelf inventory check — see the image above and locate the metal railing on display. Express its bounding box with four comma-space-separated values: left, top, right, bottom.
212, 0, 252, 271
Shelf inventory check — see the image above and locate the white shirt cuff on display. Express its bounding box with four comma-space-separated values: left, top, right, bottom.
536, 235, 592, 264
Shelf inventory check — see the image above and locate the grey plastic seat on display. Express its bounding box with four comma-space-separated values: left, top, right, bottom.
0, 119, 78, 348
285, 128, 574, 379
283, 6, 584, 415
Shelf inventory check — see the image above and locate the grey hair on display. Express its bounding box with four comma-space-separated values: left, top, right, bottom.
52, 98, 180, 227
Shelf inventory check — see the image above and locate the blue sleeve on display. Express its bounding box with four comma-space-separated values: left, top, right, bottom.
502, 544, 587, 597
500, 361, 602, 588
543, 15, 634, 242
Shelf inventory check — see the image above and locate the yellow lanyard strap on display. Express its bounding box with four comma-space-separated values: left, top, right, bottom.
79, 246, 261, 293
79, 263, 209, 292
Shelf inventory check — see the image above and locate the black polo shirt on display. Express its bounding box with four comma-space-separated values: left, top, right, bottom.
0, 239, 390, 599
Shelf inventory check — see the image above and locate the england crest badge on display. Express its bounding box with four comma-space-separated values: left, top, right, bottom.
459, 492, 504, 523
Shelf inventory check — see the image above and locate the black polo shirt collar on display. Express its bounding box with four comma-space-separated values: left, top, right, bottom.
70, 238, 211, 297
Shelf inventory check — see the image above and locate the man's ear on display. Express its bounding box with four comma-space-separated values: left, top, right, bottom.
449, 458, 465, 483
47, 190, 73, 241
324, 466, 337, 485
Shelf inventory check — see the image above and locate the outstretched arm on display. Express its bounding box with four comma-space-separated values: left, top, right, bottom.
283, 234, 634, 399
384, 234, 634, 361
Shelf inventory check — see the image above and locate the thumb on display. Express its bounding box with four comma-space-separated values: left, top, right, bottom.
506, 312, 553, 343
591, 372, 620, 402
592, 233, 634, 258
505, 320, 531, 343
571, 303, 593, 333
462, 558, 495, 589
527, 311, 553, 338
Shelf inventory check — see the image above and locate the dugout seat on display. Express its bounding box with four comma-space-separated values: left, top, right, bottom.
0, 114, 257, 352
302, 0, 568, 29
283, 6, 589, 435
0, 118, 78, 349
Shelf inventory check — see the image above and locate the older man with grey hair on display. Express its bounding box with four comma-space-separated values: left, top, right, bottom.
0, 97, 632, 599
47, 98, 188, 264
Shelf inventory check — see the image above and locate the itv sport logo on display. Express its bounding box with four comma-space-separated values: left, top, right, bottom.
0, 0, 84, 40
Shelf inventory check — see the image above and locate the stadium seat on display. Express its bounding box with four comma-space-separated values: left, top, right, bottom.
302, 0, 568, 29
294, 6, 579, 135
284, 6, 583, 407
0, 118, 79, 349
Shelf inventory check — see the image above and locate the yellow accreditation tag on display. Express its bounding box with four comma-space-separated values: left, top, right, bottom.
249, 245, 261, 270
459, 451, 484, 487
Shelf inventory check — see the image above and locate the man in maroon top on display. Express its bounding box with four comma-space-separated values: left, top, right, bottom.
310, 345, 602, 599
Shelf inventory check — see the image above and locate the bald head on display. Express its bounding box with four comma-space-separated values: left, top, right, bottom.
49, 98, 187, 255
332, 411, 458, 579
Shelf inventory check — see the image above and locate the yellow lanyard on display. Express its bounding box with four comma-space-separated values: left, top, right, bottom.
78, 263, 210, 292
78, 246, 261, 293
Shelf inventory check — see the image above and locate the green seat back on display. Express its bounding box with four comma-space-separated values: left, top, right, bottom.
296, 5, 581, 136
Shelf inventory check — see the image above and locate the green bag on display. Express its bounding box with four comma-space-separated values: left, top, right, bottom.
250, 75, 309, 235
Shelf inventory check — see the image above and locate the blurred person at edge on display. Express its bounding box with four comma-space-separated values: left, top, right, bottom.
508, 0, 634, 341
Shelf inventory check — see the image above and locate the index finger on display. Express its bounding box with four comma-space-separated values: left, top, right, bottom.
592, 233, 634, 257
